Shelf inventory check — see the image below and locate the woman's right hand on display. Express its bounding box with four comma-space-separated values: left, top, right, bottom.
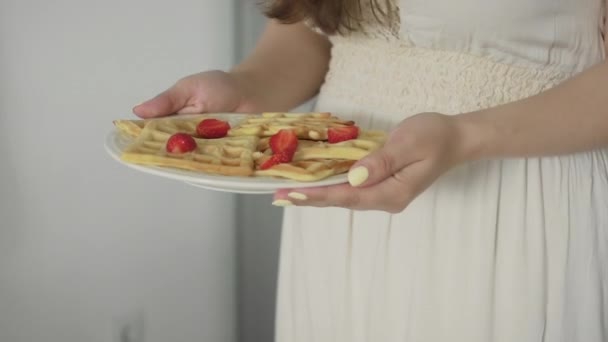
133, 20, 332, 119
132, 70, 257, 119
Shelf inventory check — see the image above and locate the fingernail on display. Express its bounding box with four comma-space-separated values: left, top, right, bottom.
288, 192, 308, 201
272, 199, 293, 207
348, 166, 369, 187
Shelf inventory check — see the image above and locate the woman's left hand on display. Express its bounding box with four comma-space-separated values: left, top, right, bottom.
273, 112, 471, 213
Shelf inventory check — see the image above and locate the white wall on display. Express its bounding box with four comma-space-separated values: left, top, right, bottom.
0, 1, 237, 342
234, 3, 316, 342
233, 4, 283, 342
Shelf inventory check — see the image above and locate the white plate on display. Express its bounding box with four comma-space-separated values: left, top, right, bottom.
104, 115, 349, 194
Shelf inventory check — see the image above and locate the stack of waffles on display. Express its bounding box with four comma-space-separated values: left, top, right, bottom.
113, 112, 387, 182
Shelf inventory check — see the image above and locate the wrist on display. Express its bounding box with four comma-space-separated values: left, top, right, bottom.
228, 68, 263, 112
452, 110, 495, 162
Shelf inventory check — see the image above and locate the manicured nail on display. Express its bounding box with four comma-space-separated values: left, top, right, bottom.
288, 192, 308, 201
272, 199, 293, 207
348, 166, 369, 187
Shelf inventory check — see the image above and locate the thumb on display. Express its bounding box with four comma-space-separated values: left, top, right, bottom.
132, 85, 190, 118
347, 141, 414, 187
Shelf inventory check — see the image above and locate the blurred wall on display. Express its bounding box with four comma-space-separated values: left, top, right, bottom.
234, 4, 284, 342
0, 1, 238, 341
235, 3, 316, 342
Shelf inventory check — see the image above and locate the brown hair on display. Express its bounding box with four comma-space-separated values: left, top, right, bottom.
264, 0, 392, 35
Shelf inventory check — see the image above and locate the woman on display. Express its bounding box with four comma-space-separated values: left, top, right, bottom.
134, 0, 608, 341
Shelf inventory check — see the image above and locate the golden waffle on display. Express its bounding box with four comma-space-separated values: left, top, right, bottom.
256, 130, 386, 161
113, 114, 212, 138
120, 118, 259, 177
114, 113, 387, 181
252, 131, 386, 181
113, 119, 147, 138
228, 112, 355, 140
253, 158, 356, 182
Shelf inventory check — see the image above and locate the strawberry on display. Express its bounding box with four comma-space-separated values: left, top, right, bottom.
260, 130, 298, 170
196, 118, 231, 139
269, 129, 298, 156
166, 133, 197, 153
327, 126, 359, 143
259, 152, 292, 170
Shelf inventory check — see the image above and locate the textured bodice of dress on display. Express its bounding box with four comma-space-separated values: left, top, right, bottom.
399, 0, 605, 73
316, 0, 605, 127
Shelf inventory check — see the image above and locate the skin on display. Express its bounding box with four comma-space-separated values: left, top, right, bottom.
134, 20, 331, 117
135, 13, 608, 214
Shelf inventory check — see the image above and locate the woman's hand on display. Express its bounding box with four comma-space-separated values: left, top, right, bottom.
133, 21, 332, 119
133, 70, 257, 118
274, 113, 471, 213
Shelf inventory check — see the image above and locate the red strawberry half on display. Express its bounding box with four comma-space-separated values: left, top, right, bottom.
269, 129, 298, 156
166, 133, 197, 153
260, 152, 292, 170
327, 126, 359, 143
196, 118, 230, 139
260, 130, 299, 170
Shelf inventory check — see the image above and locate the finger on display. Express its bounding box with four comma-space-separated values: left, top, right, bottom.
132, 84, 195, 118
176, 104, 207, 114
273, 183, 359, 207
274, 161, 432, 213
347, 139, 418, 188
273, 178, 407, 212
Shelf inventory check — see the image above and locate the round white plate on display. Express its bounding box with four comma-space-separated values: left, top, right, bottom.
104, 117, 349, 194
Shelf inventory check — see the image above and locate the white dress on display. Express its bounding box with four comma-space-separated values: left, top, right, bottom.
275, 1, 608, 341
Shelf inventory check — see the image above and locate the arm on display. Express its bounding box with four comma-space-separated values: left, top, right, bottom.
231, 20, 331, 111
133, 20, 330, 118
458, 59, 608, 161
272, 13, 608, 212
457, 5, 608, 161
275, 57, 608, 211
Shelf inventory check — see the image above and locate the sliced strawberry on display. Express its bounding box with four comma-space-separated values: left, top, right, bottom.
196, 118, 231, 139
269, 129, 298, 156
327, 126, 359, 143
166, 133, 197, 153
259, 152, 292, 170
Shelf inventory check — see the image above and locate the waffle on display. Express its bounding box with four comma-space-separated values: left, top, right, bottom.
256, 131, 386, 160
113, 119, 147, 138
228, 112, 355, 140
252, 131, 386, 181
253, 159, 356, 182
113, 113, 387, 181
120, 117, 259, 177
